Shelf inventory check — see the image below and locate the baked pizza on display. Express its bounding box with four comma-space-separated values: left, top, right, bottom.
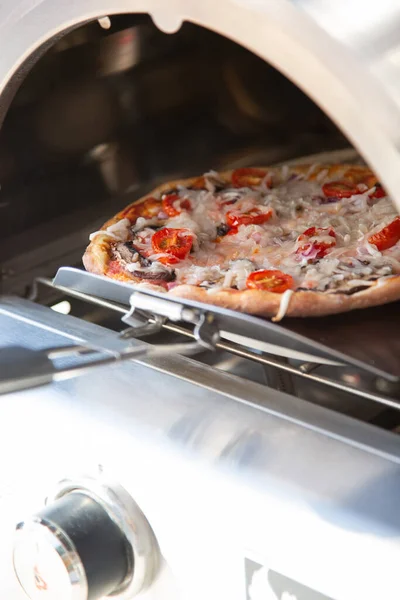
83, 164, 400, 319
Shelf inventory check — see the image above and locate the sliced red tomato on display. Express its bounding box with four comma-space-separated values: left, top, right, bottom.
226, 226, 239, 236
341, 168, 387, 199
246, 270, 294, 293
357, 173, 387, 198
370, 184, 386, 199
296, 226, 336, 259
162, 193, 191, 217
322, 181, 358, 199
226, 208, 272, 230
122, 197, 162, 221
151, 228, 193, 264
368, 217, 400, 251
232, 168, 271, 188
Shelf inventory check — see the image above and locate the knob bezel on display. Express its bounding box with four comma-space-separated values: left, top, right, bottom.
14, 516, 88, 600
44, 476, 159, 600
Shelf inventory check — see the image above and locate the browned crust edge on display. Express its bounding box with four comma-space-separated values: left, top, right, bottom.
167, 277, 400, 317
83, 164, 398, 318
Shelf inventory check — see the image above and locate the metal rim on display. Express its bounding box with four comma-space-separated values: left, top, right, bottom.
45, 476, 160, 599
14, 518, 88, 600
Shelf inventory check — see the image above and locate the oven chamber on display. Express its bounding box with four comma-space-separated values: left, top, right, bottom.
2, 2, 400, 600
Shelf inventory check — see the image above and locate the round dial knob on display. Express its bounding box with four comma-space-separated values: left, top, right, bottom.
13, 492, 131, 600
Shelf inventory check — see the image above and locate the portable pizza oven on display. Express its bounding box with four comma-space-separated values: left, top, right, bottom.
3, 2, 400, 600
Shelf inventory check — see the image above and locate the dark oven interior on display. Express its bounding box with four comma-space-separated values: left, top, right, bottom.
2, 14, 400, 431
0, 15, 348, 295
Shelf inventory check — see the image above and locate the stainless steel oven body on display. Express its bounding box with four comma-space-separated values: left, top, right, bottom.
2, 2, 400, 600
2, 296, 400, 600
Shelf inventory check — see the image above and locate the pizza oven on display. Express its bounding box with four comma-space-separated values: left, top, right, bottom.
2, 2, 400, 600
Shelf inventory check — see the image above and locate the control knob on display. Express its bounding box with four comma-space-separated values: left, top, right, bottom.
13, 479, 158, 600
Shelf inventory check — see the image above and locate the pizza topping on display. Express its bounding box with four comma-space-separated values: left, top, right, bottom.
216, 223, 231, 237
133, 216, 165, 233
95, 165, 400, 304
246, 270, 294, 293
218, 190, 243, 206
162, 193, 191, 217
107, 259, 123, 275
204, 170, 226, 192
232, 168, 271, 189
151, 228, 193, 264
114, 242, 139, 264
272, 289, 295, 322
90, 230, 119, 242
130, 227, 155, 258
106, 217, 131, 239
322, 181, 358, 199
370, 183, 386, 199
226, 207, 273, 229
368, 217, 400, 251
296, 226, 336, 259
90, 217, 132, 242
128, 265, 176, 282
222, 259, 255, 290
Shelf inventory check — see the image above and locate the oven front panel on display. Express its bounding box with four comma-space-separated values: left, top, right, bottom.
2, 298, 400, 600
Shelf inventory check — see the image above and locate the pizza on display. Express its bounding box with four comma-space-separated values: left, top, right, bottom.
83, 163, 400, 319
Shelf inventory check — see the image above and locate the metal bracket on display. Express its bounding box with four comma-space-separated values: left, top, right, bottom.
122, 291, 220, 350
124, 291, 199, 324
119, 314, 166, 340
193, 313, 220, 350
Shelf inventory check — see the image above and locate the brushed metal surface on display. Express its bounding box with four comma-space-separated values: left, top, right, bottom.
53, 267, 400, 380
2, 298, 400, 598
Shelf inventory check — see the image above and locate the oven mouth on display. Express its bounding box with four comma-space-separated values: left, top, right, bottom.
1, 12, 400, 431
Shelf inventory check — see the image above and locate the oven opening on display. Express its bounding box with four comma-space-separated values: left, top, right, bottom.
1, 14, 399, 432
0, 15, 350, 292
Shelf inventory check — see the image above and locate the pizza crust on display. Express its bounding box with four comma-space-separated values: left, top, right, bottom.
167, 276, 400, 317
83, 164, 400, 318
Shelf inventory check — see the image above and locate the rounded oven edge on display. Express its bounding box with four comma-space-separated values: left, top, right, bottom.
1, 0, 400, 208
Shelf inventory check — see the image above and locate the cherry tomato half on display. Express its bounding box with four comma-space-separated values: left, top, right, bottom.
296, 226, 336, 259
226, 208, 272, 230
370, 184, 386, 199
322, 181, 358, 199
246, 270, 294, 293
122, 197, 162, 221
151, 228, 193, 264
232, 168, 271, 189
162, 193, 191, 217
368, 216, 400, 251
358, 173, 387, 198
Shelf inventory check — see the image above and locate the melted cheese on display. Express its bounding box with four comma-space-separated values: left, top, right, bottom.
90, 217, 132, 242
272, 290, 294, 322
90, 168, 400, 301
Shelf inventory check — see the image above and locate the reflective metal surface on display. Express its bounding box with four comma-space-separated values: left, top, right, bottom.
53, 266, 400, 380
14, 518, 88, 600
46, 477, 160, 599
2, 298, 400, 599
